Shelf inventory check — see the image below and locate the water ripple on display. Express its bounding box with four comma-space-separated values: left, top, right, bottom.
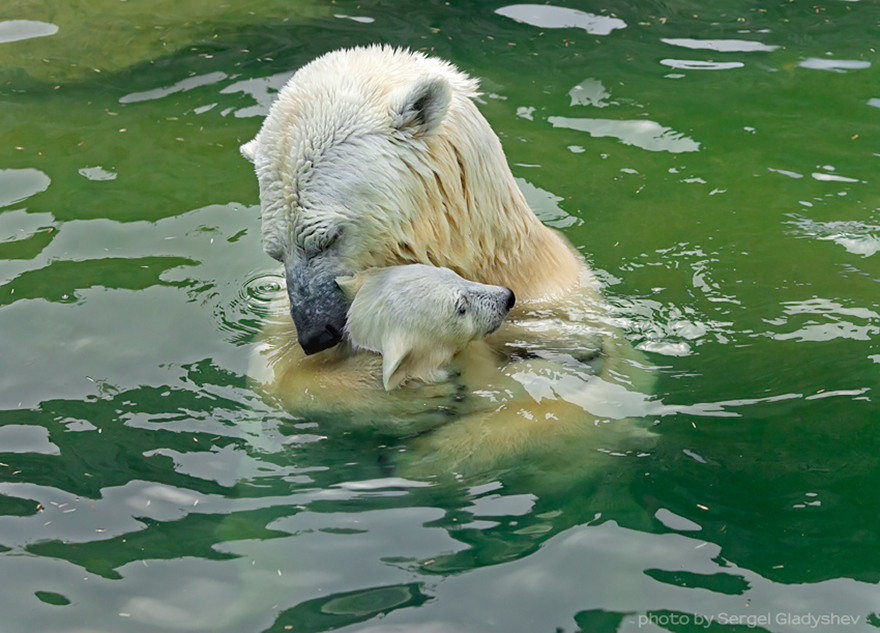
241, 271, 284, 313
660, 59, 745, 71
787, 214, 880, 257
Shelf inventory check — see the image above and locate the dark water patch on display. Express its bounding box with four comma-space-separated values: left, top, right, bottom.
0, 256, 196, 307
574, 608, 629, 633
0, 226, 56, 261
0, 385, 244, 499
0, 493, 41, 517
26, 506, 296, 580
266, 582, 429, 633
34, 591, 71, 606
318, 527, 368, 535
644, 569, 750, 595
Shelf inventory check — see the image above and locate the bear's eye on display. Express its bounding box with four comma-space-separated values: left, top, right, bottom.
455, 295, 468, 317
302, 225, 343, 258
322, 225, 343, 250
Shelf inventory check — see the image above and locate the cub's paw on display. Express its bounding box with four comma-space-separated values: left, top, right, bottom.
405, 370, 466, 401
360, 372, 470, 436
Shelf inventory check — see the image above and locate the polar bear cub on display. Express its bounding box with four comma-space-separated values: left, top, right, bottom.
337, 265, 515, 391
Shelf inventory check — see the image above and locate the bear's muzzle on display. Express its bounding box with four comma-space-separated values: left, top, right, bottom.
285, 253, 349, 355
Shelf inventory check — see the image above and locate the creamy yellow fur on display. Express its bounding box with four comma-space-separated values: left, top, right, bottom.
243, 45, 586, 304
245, 46, 655, 476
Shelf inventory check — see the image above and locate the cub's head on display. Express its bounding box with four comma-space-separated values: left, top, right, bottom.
337, 265, 515, 391
240, 45, 511, 356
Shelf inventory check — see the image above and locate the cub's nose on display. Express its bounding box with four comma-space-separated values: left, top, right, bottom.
503, 287, 516, 312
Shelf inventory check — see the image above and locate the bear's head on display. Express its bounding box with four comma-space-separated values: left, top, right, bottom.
337, 265, 515, 390
241, 45, 542, 355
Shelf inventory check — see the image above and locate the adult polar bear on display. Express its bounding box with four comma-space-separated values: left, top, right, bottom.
243, 45, 654, 474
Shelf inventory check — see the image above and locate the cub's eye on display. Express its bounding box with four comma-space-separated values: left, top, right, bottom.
455, 295, 469, 316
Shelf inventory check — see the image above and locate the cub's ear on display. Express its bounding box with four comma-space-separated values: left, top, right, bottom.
381, 335, 413, 391
391, 76, 451, 136
335, 274, 364, 302
240, 139, 258, 163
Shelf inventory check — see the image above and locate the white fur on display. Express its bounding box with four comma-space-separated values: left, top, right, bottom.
339, 265, 512, 390
240, 45, 585, 300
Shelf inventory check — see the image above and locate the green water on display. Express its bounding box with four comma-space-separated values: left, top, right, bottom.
1, 0, 879, 631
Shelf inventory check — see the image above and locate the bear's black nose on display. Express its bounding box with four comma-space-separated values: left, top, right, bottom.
504, 288, 516, 312
299, 323, 343, 355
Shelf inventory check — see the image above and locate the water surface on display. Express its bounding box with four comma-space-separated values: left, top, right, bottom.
1, 0, 879, 631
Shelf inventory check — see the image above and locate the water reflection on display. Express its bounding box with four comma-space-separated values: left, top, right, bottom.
660, 59, 745, 71
661, 38, 779, 52
0, 20, 58, 44
548, 117, 700, 153
0, 203, 265, 408
333, 14, 376, 25
811, 171, 861, 183
516, 178, 582, 229
0, 425, 59, 455
495, 4, 626, 35
220, 71, 295, 118
78, 166, 118, 182
119, 72, 229, 104
771, 298, 880, 343
0, 209, 56, 264
0, 168, 51, 208
568, 78, 611, 108
654, 508, 701, 531
798, 58, 871, 72
768, 167, 804, 179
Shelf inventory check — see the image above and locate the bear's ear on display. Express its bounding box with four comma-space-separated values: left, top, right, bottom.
381, 335, 413, 391
391, 76, 452, 136
240, 139, 258, 163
